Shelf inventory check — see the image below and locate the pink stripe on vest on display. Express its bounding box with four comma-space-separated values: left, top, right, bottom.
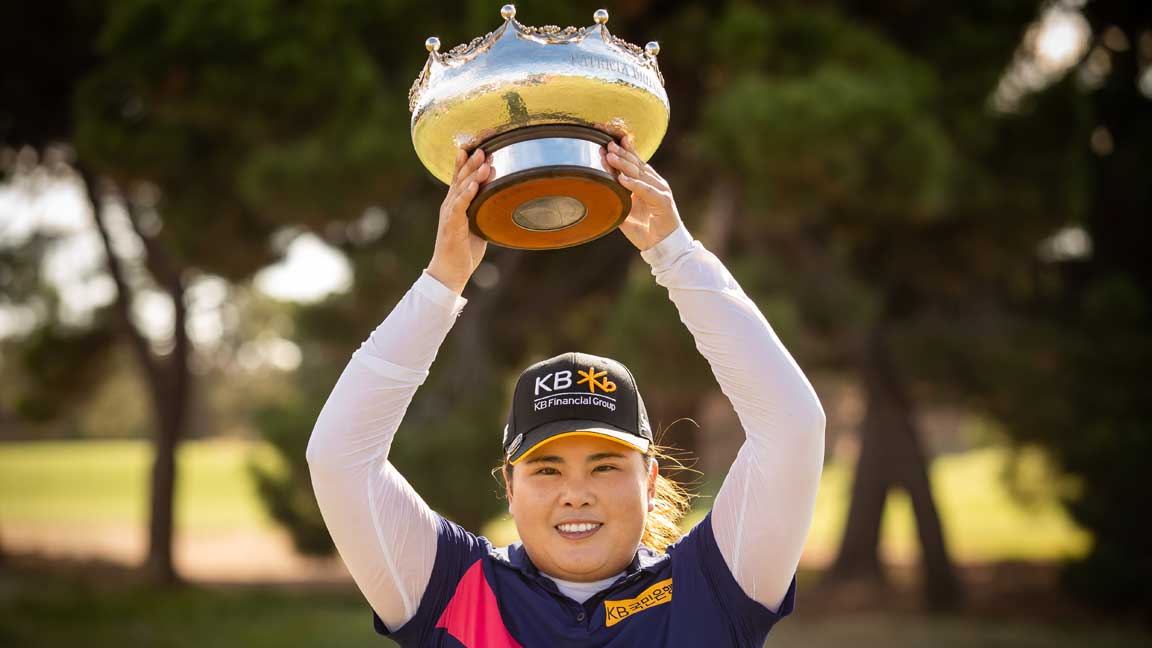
435, 560, 523, 648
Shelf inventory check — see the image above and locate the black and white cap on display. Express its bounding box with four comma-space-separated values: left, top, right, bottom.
503, 352, 652, 465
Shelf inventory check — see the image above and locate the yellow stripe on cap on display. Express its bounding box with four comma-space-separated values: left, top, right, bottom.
508, 431, 649, 465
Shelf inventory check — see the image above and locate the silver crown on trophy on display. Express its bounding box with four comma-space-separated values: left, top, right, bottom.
409, 5, 669, 250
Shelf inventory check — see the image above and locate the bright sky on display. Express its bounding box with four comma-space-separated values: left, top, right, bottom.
991, 1, 1092, 111
254, 233, 352, 303
1034, 8, 1090, 69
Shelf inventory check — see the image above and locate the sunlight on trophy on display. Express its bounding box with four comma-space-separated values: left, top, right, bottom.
409, 5, 669, 250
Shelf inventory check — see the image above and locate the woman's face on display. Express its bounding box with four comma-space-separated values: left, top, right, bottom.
505, 435, 657, 582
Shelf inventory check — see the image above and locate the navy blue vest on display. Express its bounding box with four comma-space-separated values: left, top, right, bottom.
374, 512, 795, 647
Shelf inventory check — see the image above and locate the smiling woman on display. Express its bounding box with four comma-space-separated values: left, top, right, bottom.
501, 436, 693, 576
306, 139, 826, 647
506, 435, 655, 584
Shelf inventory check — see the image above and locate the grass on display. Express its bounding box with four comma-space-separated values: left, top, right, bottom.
0, 438, 273, 531
0, 569, 1148, 648
0, 439, 1088, 561
0, 571, 393, 648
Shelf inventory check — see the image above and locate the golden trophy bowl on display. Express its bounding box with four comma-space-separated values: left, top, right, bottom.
409, 5, 669, 250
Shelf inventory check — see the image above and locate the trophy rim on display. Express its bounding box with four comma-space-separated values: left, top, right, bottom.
410, 18, 665, 114
467, 163, 632, 251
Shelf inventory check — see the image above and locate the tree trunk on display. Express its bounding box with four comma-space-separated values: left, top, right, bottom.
81, 166, 191, 585
145, 395, 179, 583
828, 369, 891, 582
829, 315, 962, 609
144, 272, 190, 585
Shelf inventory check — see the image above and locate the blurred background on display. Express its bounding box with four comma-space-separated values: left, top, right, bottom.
1, 0, 1149, 646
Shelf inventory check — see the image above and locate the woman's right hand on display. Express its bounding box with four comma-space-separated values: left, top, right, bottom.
427, 148, 492, 294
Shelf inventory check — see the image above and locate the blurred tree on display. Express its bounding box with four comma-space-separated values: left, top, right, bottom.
0, 0, 106, 574
686, 0, 1086, 609
59, 1, 651, 547
692, 3, 964, 608
980, 0, 1152, 616
250, 399, 335, 555
0, 2, 111, 425
2, 0, 393, 582
1059, 0, 1152, 616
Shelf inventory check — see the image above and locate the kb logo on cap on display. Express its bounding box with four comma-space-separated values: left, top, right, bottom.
577, 367, 616, 394
534, 366, 617, 395
506, 352, 652, 464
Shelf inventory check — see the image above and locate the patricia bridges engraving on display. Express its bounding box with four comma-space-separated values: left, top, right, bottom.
568, 53, 660, 91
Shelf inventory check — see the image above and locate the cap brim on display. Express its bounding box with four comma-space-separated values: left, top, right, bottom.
508, 419, 651, 465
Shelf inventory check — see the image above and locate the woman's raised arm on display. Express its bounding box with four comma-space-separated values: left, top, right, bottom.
606, 139, 826, 613
643, 230, 826, 612
306, 148, 492, 630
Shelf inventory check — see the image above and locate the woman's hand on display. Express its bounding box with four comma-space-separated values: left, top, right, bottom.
604, 135, 683, 252
427, 148, 492, 294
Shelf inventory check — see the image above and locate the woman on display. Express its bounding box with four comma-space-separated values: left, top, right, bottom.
307, 138, 826, 646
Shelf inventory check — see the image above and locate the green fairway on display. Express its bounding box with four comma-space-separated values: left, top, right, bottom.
0, 571, 392, 648
0, 439, 273, 531
0, 439, 1088, 561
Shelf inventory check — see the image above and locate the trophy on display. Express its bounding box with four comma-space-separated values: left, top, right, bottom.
409, 5, 669, 250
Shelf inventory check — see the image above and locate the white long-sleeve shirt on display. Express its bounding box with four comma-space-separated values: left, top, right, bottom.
306, 225, 825, 631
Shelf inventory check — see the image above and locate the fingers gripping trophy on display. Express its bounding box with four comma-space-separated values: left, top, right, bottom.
411, 4, 675, 256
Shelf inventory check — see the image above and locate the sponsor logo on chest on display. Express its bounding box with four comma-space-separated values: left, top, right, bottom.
604, 578, 673, 628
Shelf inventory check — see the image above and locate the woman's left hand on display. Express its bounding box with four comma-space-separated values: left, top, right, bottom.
604, 135, 683, 252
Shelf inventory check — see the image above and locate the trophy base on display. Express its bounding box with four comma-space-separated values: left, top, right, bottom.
467, 125, 631, 250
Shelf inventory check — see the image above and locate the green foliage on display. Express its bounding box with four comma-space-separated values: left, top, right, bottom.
705, 7, 949, 213
983, 0, 1152, 614
0, 231, 57, 305
391, 371, 509, 531
600, 262, 709, 395
13, 320, 116, 422
709, 67, 952, 219
249, 400, 333, 555
997, 275, 1152, 614
701, 6, 953, 229
72, 0, 430, 279
995, 283, 1149, 612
